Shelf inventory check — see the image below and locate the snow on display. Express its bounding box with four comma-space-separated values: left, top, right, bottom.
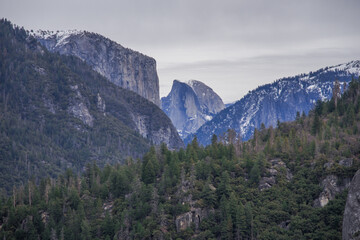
323, 60, 360, 75
31, 29, 84, 48
306, 84, 318, 91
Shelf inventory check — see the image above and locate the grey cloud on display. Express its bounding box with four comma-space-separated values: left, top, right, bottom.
1, 0, 359, 102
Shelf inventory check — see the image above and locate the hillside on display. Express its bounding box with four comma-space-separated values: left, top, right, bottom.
186, 61, 360, 146
0, 19, 183, 193
1, 71, 359, 239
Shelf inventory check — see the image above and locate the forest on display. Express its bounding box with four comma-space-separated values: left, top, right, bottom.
1, 74, 359, 239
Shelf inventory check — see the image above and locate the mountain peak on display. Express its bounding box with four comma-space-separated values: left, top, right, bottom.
186, 60, 360, 146
161, 79, 225, 139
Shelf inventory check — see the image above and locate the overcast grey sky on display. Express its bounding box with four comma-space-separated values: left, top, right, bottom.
1, 0, 359, 103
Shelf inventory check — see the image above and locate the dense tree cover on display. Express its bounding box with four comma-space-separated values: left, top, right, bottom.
1, 76, 360, 239
0, 19, 180, 193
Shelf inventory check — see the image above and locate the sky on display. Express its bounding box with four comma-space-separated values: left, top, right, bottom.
1, 0, 360, 103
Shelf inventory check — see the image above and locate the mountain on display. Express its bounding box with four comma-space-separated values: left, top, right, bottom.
161, 80, 225, 139
186, 61, 360, 145
2, 76, 360, 240
32, 29, 160, 106
0, 19, 183, 192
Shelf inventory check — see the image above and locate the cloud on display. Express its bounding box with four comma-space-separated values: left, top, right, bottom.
1, 0, 359, 102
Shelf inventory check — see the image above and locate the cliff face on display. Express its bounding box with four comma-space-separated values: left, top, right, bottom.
342, 169, 360, 240
186, 61, 360, 146
161, 80, 225, 139
0, 20, 183, 192
33, 30, 160, 106
188, 80, 225, 115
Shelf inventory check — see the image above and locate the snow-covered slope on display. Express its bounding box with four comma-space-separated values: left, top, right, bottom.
185, 60, 360, 146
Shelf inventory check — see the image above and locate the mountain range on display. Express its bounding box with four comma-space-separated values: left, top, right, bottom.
185, 60, 360, 145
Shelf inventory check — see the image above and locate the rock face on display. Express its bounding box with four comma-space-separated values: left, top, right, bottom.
259, 159, 293, 191
186, 61, 360, 145
343, 169, 360, 240
188, 80, 225, 115
173, 169, 211, 233
161, 80, 225, 139
175, 208, 208, 232
33, 30, 160, 106
313, 175, 351, 207
0, 20, 184, 192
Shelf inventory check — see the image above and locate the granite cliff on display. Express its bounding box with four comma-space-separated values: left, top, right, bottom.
161, 80, 225, 139
343, 169, 360, 240
33, 30, 160, 106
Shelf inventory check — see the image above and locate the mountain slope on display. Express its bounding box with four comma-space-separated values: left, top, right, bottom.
32, 29, 160, 106
161, 80, 225, 139
186, 61, 360, 145
2, 75, 360, 240
0, 19, 183, 192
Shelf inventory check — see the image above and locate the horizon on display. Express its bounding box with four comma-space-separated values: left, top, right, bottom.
1, 0, 359, 103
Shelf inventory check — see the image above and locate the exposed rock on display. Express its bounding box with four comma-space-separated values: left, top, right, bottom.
175, 208, 209, 232
97, 93, 106, 114
313, 175, 351, 207
101, 201, 114, 217
259, 159, 293, 191
33, 30, 160, 106
68, 102, 93, 127
324, 162, 334, 170
39, 211, 49, 225
188, 80, 225, 115
161, 80, 225, 139
131, 112, 183, 150
174, 167, 210, 233
67, 85, 94, 127
259, 176, 276, 191
343, 169, 360, 240
339, 158, 353, 167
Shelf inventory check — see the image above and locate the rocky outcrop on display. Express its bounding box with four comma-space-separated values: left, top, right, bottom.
313, 175, 351, 207
33, 30, 160, 106
187, 60, 360, 146
68, 85, 94, 127
343, 169, 360, 240
175, 208, 209, 232
259, 159, 293, 191
188, 80, 225, 115
173, 168, 211, 233
161, 80, 225, 139
131, 113, 184, 150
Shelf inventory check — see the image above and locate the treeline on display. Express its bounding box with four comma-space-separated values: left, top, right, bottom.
1, 78, 360, 239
